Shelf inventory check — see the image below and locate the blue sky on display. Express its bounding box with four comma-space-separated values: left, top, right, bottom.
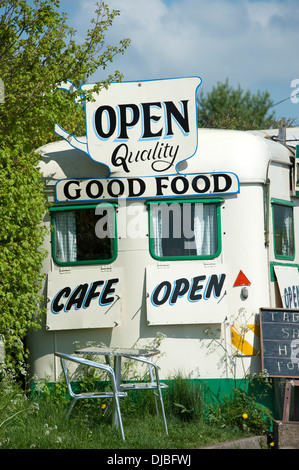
57, 0, 299, 123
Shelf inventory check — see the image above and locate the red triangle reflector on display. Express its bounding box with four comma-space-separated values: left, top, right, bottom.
233, 270, 251, 287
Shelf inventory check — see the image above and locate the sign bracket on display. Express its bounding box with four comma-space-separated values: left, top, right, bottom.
282, 379, 299, 422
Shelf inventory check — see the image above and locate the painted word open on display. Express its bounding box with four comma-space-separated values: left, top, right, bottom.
94, 100, 190, 140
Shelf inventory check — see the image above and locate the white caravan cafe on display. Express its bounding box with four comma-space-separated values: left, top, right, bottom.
27, 126, 299, 388
26, 79, 299, 399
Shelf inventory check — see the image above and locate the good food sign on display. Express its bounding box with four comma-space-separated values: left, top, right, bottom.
55, 77, 202, 176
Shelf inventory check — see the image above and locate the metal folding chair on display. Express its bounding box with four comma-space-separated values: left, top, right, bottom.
55, 352, 127, 440
120, 354, 168, 434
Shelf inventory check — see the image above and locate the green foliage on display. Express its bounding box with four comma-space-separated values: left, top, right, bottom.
165, 372, 203, 422
207, 387, 273, 436
197, 78, 291, 130
0, 365, 276, 448
0, 370, 249, 449
32, 374, 68, 404
0, 0, 130, 151
0, 0, 130, 375
0, 146, 48, 374
0, 368, 38, 430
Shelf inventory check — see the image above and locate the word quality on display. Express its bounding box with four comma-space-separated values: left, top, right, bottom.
94, 99, 192, 174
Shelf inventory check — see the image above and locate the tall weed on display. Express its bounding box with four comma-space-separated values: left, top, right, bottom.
165, 372, 203, 421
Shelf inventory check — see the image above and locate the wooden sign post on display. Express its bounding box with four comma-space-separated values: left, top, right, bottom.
260, 308, 299, 422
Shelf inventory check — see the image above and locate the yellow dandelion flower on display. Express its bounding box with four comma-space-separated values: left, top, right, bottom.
101, 403, 106, 409
242, 413, 248, 419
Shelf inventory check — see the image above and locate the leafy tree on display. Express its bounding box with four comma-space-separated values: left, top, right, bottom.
0, 0, 130, 375
197, 79, 279, 130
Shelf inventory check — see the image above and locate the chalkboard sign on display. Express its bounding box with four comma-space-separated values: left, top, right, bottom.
260, 308, 299, 378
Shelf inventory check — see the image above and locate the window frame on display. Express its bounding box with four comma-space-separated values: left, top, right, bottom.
146, 198, 223, 261
50, 203, 118, 266
271, 198, 295, 261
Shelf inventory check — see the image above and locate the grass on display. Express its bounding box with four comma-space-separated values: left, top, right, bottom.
0, 371, 265, 450
0, 397, 250, 450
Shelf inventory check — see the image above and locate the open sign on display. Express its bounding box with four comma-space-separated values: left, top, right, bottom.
146, 266, 227, 325
55, 77, 201, 176
94, 100, 190, 141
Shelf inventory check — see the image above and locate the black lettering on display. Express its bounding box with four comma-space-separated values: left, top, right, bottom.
141, 102, 163, 138
111, 143, 129, 173
289, 287, 293, 307
151, 281, 171, 306
51, 287, 71, 313
212, 173, 232, 193
189, 276, 206, 301
63, 180, 81, 200
191, 175, 210, 194
165, 100, 190, 136
86, 180, 103, 199
293, 286, 297, 308
128, 178, 146, 197
65, 284, 89, 311
95, 105, 116, 138
83, 281, 104, 308
100, 278, 119, 305
118, 104, 140, 139
170, 278, 190, 304
107, 179, 125, 198
170, 176, 189, 195
205, 274, 226, 299
155, 176, 169, 196
284, 287, 292, 308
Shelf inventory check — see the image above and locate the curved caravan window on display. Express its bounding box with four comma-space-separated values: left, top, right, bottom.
50, 204, 117, 265
272, 199, 295, 260
147, 198, 222, 260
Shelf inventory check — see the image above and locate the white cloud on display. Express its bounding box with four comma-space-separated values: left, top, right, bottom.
66, 0, 299, 119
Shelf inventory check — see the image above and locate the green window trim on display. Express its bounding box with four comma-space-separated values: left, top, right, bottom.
49, 203, 118, 212
270, 198, 296, 207
271, 198, 295, 261
50, 203, 118, 266
145, 197, 224, 206
146, 198, 223, 261
270, 262, 299, 282
295, 145, 299, 197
